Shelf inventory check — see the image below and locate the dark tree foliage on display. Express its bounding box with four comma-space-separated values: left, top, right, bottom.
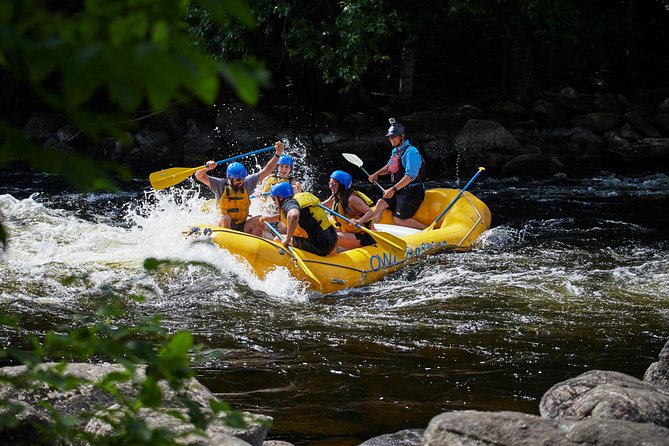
187, 0, 669, 106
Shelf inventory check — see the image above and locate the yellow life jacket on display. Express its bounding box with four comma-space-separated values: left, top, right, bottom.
217, 185, 251, 225
261, 174, 292, 193
281, 192, 332, 238
333, 190, 375, 233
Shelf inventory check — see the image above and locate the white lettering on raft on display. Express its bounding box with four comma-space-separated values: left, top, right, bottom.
368, 240, 450, 270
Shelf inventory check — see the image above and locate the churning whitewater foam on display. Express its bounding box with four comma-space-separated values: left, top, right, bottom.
0, 186, 309, 303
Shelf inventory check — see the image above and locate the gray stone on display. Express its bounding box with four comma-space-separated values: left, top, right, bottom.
569, 127, 604, 146
454, 119, 521, 154
358, 428, 424, 446
500, 153, 564, 179
624, 138, 669, 168
625, 111, 662, 138
644, 339, 669, 390
620, 123, 643, 142
0, 363, 271, 446
86, 406, 254, 446
540, 370, 669, 427
23, 112, 69, 143
532, 99, 569, 126
569, 113, 623, 134
603, 131, 629, 150
424, 410, 669, 446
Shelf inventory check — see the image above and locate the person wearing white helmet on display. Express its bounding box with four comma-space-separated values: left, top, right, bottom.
194, 140, 285, 235
368, 118, 427, 229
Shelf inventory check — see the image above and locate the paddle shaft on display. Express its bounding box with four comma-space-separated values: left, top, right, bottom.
149, 145, 274, 190
361, 167, 386, 193
263, 221, 322, 286
317, 204, 406, 254
426, 167, 485, 230
210, 145, 275, 168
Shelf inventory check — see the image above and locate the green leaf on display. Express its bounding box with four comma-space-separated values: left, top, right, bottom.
166, 331, 193, 357
139, 377, 163, 407
198, 0, 256, 29
143, 258, 164, 270
218, 59, 268, 106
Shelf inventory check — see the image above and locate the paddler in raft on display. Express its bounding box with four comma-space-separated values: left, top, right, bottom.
321, 170, 376, 251
368, 118, 427, 229
258, 154, 303, 195
257, 153, 303, 237
194, 140, 285, 236
260, 182, 338, 256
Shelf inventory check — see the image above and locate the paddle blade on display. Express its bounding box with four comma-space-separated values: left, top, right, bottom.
289, 246, 323, 286
342, 153, 364, 168
364, 229, 407, 259
374, 231, 407, 252
149, 166, 201, 190
264, 221, 323, 288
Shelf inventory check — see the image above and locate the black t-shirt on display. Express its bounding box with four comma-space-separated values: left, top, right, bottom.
282, 199, 322, 239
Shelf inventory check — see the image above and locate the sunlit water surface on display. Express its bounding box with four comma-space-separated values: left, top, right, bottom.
1, 170, 668, 445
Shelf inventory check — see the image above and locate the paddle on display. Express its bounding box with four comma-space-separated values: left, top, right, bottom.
263, 221, 322, 287
149, 145, 275, 190
342, 153, 385, 193
317, 204, 407, 258
424, 167, 485, 231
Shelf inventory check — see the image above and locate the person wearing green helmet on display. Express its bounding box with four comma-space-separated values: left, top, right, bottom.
368, 118, 427, 229
194, 140, 285, 235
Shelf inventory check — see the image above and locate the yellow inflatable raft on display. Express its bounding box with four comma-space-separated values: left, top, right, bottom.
187, 188, 491, 294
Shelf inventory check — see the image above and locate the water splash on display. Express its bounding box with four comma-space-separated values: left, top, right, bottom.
0, 186, 310, 304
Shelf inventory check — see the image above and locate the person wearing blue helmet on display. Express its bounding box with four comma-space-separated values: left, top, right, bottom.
260, 182, 338, 256
260, 154, 303, 194
322, 170, 376, 251
194, 140, 285, 234
368, 118, 427, 229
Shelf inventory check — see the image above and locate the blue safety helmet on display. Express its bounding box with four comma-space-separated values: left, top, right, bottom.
269, 181, 294, 199
277, 155, 294, 169
385, 118, 406, 137
330, 170, 352, 191
226, 162, 247, 179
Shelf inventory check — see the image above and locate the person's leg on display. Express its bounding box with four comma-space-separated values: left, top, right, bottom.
392, 216, 426, 229
335, 232, 362, 250
372, 198, 389, 223
243, 215, 263, 235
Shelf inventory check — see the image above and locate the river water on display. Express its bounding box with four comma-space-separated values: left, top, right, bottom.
1, 167, 668, 445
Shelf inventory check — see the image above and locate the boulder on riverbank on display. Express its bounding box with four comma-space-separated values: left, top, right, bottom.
0, 363, 271, 446
363, 338, 669, 446
21, 87, 669, 181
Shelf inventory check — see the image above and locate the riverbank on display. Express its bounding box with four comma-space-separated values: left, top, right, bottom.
20, 86, 669, 183
2, 339, 668, 445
